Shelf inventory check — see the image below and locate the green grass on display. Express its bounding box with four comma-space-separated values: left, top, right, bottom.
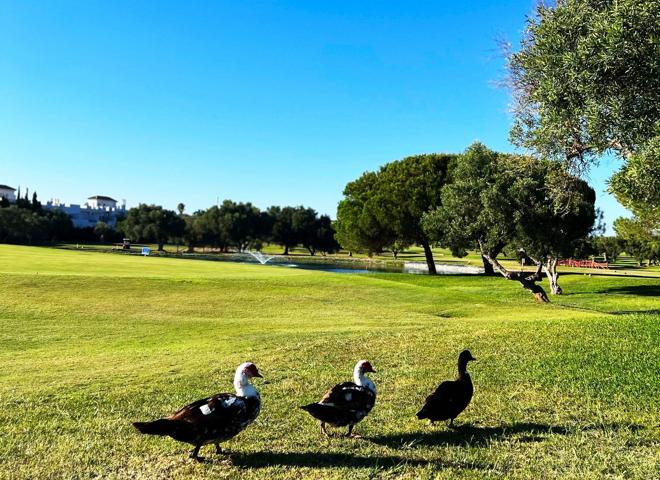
0, 245, 658, 479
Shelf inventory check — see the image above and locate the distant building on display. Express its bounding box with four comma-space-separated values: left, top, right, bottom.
0, 185, 16, 202
87, 195, 118, 209
45, 195, 126, 228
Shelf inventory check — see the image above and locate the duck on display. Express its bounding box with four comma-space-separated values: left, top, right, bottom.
300, 360, 376, 437
133, 362, 262, 461
416, 350, 476, 427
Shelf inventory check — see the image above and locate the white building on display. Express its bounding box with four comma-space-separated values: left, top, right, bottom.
87, 195, 118, 209
0, 185, 16, 202
45, 195, 126, 228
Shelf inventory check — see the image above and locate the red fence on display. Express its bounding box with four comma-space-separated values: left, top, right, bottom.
558, 259, 609, 269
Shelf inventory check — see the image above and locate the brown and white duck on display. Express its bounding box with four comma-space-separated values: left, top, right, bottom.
416, 350, 476, 427
133, 362, 262, 461
300, 360, 376, 437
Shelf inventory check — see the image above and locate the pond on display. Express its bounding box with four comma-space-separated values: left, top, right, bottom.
231, 254, 483, 275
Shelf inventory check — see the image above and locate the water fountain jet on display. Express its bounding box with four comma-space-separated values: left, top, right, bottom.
245, 251, 275, 265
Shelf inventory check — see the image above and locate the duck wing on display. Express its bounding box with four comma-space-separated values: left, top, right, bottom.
170, 393, 249, 424
301, 382, 376, 426
320, 382, 375, 410
133, 393, 252, 443
417, 380, 464, 420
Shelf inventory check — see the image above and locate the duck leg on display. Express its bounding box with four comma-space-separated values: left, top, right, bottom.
345, 424, 362, 438
320, 422, 330, 437
215, 443, 223, 455
189, 444, 204, 462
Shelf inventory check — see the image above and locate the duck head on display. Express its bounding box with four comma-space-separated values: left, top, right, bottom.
458, 350, 476, 374
234, 362, 262, 398
354, 360, 377, 393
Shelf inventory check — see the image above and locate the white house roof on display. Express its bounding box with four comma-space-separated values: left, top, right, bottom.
88, 195, 117, 202
0, 185, 16, 191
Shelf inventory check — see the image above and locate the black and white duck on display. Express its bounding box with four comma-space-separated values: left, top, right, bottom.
416, 350, 475, 427
300, 360, 376, 437
133, 362, 262, 461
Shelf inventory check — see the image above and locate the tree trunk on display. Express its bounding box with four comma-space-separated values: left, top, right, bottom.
480, 241, 549, 302
283, 245, 289, 255
157, 242, 164, 251
421, 240, 437, 275
543, 257, 563, 295
186, 243, 194, 253
480, 241, 504, 275
481, 255, 495, 275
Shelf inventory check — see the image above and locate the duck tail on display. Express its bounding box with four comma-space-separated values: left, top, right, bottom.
132, 419, 173, 436
416, 408, 429, 420
300, 402, 331, 419
300, 403, 318, 413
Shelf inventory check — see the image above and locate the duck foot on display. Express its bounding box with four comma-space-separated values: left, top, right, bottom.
190, 445, 205, 462
343, 425, 362, 438
215, 443, 226, 455
321, 422, 339, 437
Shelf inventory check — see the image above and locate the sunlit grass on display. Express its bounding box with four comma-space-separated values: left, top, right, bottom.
0, 245, 658, 479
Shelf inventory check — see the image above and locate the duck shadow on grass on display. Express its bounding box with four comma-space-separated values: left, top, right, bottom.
368, 422, 645, 449
228, 451, 490, 470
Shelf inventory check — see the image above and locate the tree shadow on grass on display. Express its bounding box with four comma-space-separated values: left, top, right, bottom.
594, 285, 660, 297
611, 309, 660, 315
228, 450, 491, 470
565, 284, 660, 297
369, 422, 644, 449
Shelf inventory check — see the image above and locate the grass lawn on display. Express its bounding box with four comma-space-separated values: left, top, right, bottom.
0, 245, 658, 479
58, 242, 660, 278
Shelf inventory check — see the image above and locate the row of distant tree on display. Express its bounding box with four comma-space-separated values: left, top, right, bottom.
0, 191, 340, 256
0, 192, 75, 244
115, 201, 340, 256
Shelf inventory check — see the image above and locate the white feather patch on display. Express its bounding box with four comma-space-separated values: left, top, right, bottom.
223, 397, 237, 407
200, 404, 213, 415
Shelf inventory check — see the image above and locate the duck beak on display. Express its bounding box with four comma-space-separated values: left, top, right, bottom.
254, 371, 263, 378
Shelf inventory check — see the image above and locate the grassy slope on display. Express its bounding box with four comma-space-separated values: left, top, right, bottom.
0, 245, 658, 479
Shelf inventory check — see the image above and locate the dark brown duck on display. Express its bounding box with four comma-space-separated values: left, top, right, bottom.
301, 360, 376, 437
133, 362, 262, 461
416, 350, 476, 426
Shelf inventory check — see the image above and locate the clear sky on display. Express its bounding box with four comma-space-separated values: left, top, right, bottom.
0, 0, 628, 232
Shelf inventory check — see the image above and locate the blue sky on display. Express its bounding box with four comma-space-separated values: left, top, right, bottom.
0, 0, 627, 232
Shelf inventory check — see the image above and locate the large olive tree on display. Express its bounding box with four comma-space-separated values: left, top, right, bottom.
423, 143, 596, 301
506, 0, 659, 186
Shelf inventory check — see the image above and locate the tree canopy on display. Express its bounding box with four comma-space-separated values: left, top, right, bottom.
506, 0, 659, 171
608, 137, 660, 227
423, 142, 597, 299
119, 204, 185, 251
614, 216, 660, 266
0, 195, 73, 245
336, 153, 455, 273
